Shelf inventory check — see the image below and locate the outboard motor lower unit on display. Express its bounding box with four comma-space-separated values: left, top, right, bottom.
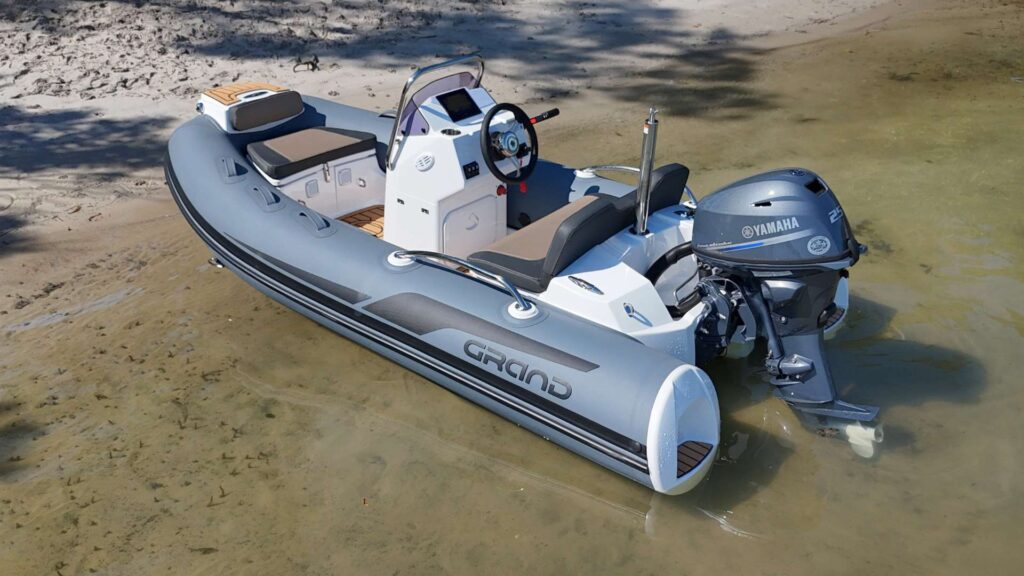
691, 168, 876, 421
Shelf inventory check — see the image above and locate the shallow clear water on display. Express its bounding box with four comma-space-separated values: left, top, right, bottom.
2, 3, 1022, 574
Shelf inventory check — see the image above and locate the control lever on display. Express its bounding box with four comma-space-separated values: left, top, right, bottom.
529, 108, 560, 125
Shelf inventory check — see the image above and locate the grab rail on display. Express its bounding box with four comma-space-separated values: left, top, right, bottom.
386, 54, 486, 170
389, 250, 535, 315
576, 164, 641, 176
684, 186, 698, 206
391, 250, 534, 314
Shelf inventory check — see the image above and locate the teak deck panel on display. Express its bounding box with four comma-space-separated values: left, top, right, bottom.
203, 82, 286, 105
340, 205, 385, 238
677, 441, 713, 477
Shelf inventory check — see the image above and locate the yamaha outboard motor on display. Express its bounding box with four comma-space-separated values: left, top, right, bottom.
691, 168, 876, 422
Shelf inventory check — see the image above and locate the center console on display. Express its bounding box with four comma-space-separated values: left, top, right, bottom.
383, 87, 511, 258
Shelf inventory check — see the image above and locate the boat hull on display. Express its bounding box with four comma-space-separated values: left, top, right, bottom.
164, 98, 720, 494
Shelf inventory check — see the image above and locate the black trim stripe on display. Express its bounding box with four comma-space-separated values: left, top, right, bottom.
164, 155, 648, 473
241, 245, 370, 304
365, 293, 599, 372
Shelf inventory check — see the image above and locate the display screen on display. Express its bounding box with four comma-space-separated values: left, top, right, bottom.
437, 89, 482, 122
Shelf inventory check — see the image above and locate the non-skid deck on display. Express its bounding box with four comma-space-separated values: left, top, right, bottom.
677, 441, 713, 478
203, 81, 286, 105
339, 205, 385, 238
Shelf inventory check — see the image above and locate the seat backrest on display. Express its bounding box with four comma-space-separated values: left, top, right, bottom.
230, 90, 304, 132
647, 163, 690, 212
545, 163, 690, 277
543, 195, 625, 277
611, 163, 691, 226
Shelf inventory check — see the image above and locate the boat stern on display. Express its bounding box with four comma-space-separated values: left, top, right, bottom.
646, 365, 720, 495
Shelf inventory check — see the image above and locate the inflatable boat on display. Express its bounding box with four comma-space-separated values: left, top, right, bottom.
165, 55, 881, 495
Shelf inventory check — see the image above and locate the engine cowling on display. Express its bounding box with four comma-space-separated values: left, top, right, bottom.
692, 168, 858, 269
689, 168, 875, 422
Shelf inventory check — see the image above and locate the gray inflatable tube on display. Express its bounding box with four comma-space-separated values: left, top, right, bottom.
165, 96, 719, 495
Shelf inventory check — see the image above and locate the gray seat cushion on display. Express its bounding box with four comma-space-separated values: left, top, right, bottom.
247, 127, 377, 180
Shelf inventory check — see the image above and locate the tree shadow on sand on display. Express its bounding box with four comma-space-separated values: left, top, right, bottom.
0, 213, 37, 260
0, 106, 175, 177
0, 400, 42, 481
602, 29, 772, 118
4, 0, 774, 120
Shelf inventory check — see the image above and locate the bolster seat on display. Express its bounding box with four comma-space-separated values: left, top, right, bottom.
468, 195, 625, 293
467, 163, 691, 293
247, 127, 377, 180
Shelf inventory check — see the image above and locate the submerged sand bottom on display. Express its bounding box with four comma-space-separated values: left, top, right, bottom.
2, 1, 1023, 574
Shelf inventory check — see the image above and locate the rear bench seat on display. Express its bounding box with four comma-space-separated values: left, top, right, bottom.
247, 127, 377, 180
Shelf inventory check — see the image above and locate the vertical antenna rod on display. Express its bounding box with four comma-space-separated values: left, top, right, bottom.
634, 107, 659, 235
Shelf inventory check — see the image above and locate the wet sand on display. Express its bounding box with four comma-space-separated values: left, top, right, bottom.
3, 0, 1024, 574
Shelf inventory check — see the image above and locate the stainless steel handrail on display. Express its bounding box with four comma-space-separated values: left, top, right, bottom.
578, 166, 698, 206
684, 185, 698, 206
577, 164, 641, 175
391, 250, 534, 312
385, 54, 486, 170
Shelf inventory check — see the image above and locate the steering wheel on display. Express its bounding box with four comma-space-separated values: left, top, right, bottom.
480, 103, 539, 184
